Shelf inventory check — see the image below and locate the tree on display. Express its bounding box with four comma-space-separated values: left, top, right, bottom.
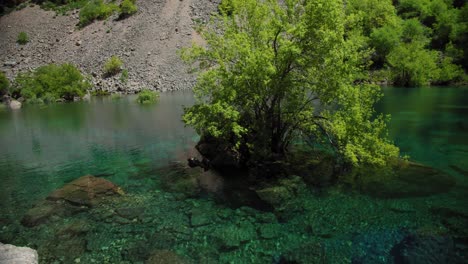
181, 0, 399, 168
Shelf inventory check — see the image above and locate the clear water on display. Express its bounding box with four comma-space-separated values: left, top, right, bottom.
0, 87, 466, 263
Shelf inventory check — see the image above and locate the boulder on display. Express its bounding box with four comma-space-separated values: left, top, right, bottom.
47, 175, 124, 206
357, 161, 456, 199
390, 233, 456, 264
9, 100, 21, 110
0, 242, 38, 264
146, 250, 188, 264
255, 176, 306, 207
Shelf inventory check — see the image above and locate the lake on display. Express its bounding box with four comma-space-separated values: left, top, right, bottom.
0, 87, 467, 263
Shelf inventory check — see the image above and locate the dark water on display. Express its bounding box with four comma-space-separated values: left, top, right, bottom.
0, 87, 466, 263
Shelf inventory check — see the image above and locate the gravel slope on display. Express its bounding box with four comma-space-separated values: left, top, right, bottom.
0, 0, 219, 93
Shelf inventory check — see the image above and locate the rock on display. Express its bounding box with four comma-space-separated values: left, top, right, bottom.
256, 186, 291, 207
21, 200, 86, 227
47, 175, 124, 206
3, 61, 16, 67
0, 242, 38, 264
9, 100, 21, 110
82, 93, 91, 101
278, 242, 326, 264
75, 40, 82, 46
212, 221, 256, 249
145, 249, 187, 264
159, 162, 202, 197
21, 202, 58, 227
356, 161, 456, 199
116, 207, 145, 220
190, 208, 212, 227
255, 176, 305, 207
390, 233, 456, 264
259, 223, 281, 239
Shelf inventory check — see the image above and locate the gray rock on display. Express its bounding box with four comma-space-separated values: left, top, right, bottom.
9, 100, 21, 110
3, 61, 16, 67
0, 243, 38, 264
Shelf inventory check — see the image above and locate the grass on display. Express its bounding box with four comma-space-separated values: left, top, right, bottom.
17, 32, 29, 45
103, 55, 123, 77
79, 0, 117, 27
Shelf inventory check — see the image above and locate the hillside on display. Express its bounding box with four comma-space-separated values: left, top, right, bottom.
0, 0, 219, 93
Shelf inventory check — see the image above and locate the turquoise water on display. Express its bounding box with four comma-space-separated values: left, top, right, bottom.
0, 87, 467, 263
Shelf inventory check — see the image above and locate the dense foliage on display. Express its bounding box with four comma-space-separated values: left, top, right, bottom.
16, 31, 29, 45
15, 63, 91, 103
103, 55, 123, 76
0, 72, 9, 96
182, 0, 399, 167
79, 0, 117, 27
119, 0, 137, 18
136, 89, 159, 104
346, 0, 467, 86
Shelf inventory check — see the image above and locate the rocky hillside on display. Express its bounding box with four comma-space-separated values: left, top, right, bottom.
0, 0, 220, 93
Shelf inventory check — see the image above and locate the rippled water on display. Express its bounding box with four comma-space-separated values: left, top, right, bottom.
0, 87, 466, 263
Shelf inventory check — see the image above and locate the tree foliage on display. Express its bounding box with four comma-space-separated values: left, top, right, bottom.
15, 63, 91, 102
181, 0, 399, 167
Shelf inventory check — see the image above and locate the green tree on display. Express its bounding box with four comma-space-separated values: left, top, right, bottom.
181, 0, 399, 167
387, 42, 439, 86
16, 63, 91, 102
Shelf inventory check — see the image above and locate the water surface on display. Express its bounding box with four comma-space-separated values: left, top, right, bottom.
0, 87, 466, 263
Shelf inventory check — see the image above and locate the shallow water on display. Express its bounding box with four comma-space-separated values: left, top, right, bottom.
0, 87, 467, 263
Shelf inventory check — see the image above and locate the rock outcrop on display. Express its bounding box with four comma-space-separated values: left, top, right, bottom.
0, 242, 38, 264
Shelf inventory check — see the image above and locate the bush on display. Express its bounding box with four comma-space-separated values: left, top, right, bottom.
16, 63, 91, 102
103, 55, 123, 77
17, 31, 29, 45
119, 0, 137, 18
136, 89, 159, 104
79, 0, 116, 27
120, 69, 128, 83
0, 72, 9, 96
91, 89, 110, 96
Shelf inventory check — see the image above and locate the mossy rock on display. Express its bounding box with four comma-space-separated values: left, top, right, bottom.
353, 160, 456, 199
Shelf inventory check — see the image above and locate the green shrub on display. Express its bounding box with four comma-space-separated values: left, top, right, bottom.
119, 0, 137, 18
103, 55, 123, 76
17, 31, 29, 45
219, 0, 235, 15
136, 89, 159, 104
91, 89, 110, 96
120, 69, 128, 83
0, 72, 9, 96
79, 0, 117, 27
16, 63, 91, 102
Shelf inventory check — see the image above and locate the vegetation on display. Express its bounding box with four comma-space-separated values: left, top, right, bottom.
16, 31, 29, 45
103, 55, 123, 77
79, 0, 117, 27
15, 63, 91, 103
91, 89, 110, 96
119, 0, 137, 18
120, 69, 128, 83
346, 0, 467, 86
0, 72, 9, 96
181, 0, 399, 168
136, 89, 158, 104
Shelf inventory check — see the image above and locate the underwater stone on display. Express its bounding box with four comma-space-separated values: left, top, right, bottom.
390, 233, 456, 264
47, 175, 124, 206
0, 242, 38, 264
145, 249, 188, 264
212, 221, 257, 249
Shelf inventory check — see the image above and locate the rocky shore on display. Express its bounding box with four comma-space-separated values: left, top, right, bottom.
0, 0, 220, 94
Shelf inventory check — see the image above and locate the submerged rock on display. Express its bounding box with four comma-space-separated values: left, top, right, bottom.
354, 161, 455, 199
47, 175, 124, 206
255, 176, 306, 208
0, 242, 38, 264
146, 249, 188, 264
21, 175, 123, 227
390, 233, 456, 264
